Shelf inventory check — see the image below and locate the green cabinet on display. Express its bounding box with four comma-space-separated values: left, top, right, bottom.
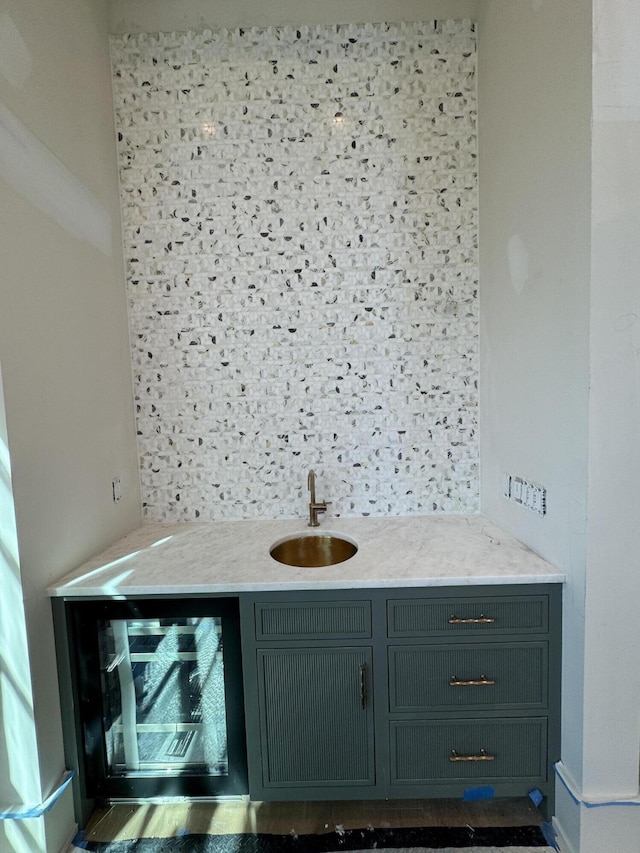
241, 595, 376, 798
386, 588, 560, 806
257, 647, 375, 787
390, 717, 548, 785
240, 584, 561, 810
54, 581, 562, 821
388, 642, 548, 712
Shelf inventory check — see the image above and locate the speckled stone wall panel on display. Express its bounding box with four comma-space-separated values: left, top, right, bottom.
110, 20, 479, 521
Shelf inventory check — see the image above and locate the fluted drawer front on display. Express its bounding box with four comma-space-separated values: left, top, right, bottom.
391, 718, 547, 784
389, 642, 547, 711
255, 601, 371, 640
388, 595, 548, 637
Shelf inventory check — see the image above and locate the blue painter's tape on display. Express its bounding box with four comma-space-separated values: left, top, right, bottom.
528, 788, 544, 807
0, 770, 75, 820
462, 785, 495, 801
541, 820, 559, 850
554, 763, 640, 809
71, 831, 89, 849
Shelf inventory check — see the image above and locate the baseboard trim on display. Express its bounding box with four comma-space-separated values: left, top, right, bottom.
555, 761, 640, 807
552, 816, 576, 853
58, 823, 79, 853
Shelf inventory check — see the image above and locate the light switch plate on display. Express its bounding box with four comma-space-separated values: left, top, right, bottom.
502, 474, 512, 499
503, 473, 546, 515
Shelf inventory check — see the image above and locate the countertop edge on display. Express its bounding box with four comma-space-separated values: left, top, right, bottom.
49, 573, 566, 598
47, 515, 566, 598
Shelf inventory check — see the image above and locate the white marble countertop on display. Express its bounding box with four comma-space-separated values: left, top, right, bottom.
48, 515, 564, 597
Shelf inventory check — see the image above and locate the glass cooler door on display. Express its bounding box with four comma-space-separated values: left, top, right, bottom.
99, 616, 228, 777
71, 597, 247, 800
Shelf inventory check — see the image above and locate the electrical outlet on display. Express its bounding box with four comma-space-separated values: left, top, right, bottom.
502, 473, 546, 516
526, 482, 547, 515
112, 477, 122, 503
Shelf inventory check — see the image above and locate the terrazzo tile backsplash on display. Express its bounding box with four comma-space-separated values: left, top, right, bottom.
111, 20, 478, 521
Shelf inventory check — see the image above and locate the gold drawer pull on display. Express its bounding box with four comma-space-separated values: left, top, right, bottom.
450, 748, 495, 763
449, 614, 496, 625
449, 675, 496, 687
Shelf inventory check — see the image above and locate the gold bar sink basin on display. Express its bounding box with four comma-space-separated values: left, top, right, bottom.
269, 533, 358, 568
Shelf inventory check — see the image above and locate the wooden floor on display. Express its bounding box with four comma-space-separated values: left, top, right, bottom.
84, 798, 543, 842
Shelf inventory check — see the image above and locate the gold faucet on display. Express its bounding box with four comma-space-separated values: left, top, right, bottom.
307, 470, 328, 527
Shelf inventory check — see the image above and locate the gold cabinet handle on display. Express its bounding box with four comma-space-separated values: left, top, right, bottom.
448, 614, 496, 625
450, 748, 495, 762
449, 675, 496, 687
359, 663, 366, 710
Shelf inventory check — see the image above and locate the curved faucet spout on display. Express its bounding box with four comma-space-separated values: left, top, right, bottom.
308, 470, 317, 503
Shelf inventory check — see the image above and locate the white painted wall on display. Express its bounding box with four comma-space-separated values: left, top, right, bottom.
0, 0, 635, 848
477, 0, 592, 805
477, 0, 592, 603
581, 118, 640, 793
0, 362, 46, 853
0, 0, 141, 848
479, 1, 640, 851
108, 0, 478, 34
580, 0, 640, 807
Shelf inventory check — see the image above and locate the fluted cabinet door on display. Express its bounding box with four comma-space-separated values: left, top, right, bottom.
257, 647, 375, 788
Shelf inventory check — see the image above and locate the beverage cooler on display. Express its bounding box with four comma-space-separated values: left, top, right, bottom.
57, 597, 247, 803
